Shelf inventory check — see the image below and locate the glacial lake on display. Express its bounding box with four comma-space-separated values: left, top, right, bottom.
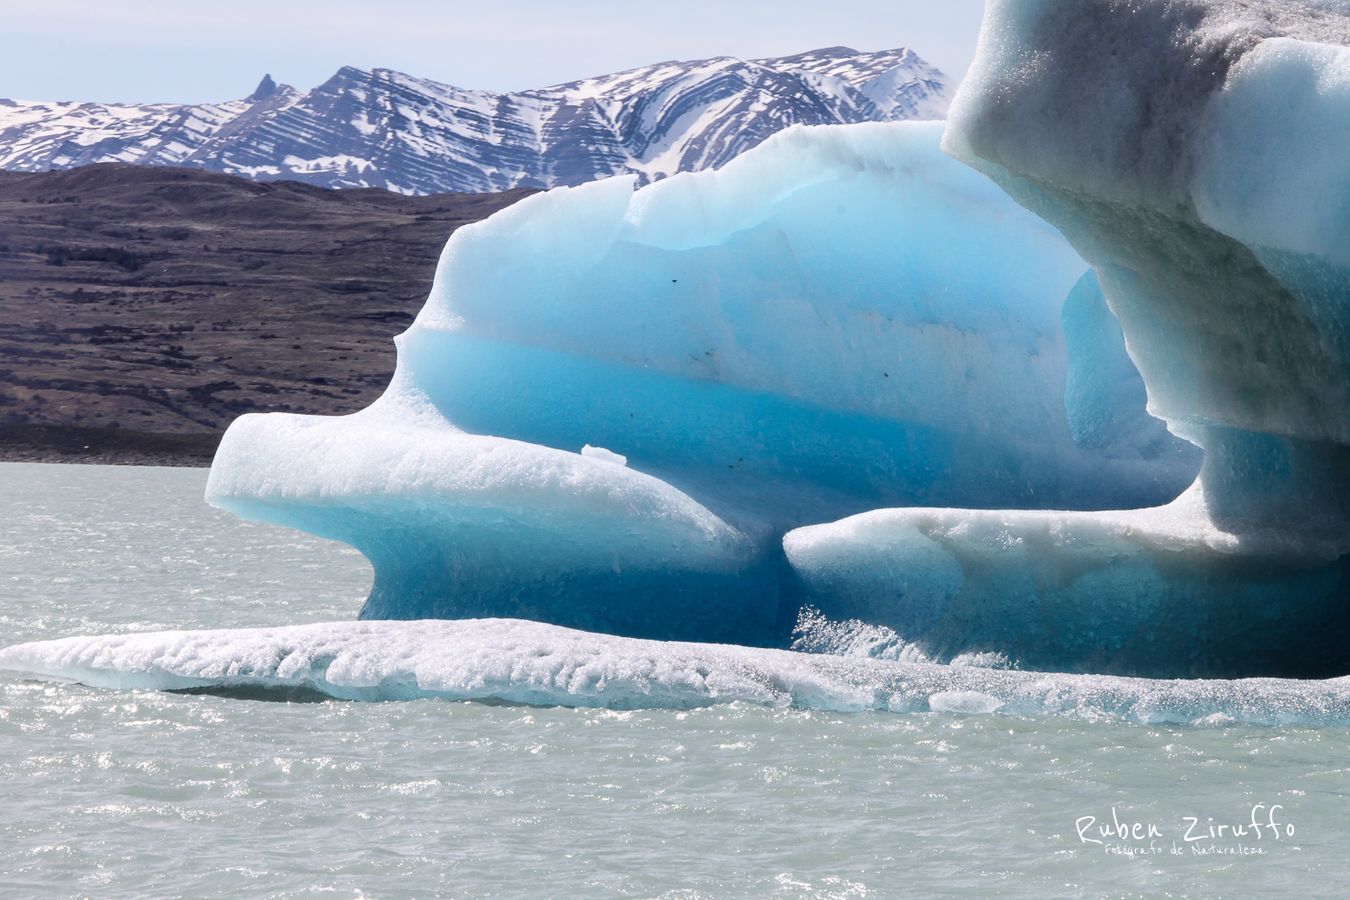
2, 461, 1347, 897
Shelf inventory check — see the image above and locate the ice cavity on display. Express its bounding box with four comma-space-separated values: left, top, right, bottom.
786, 0, 1350, 677
4, 619, 1350, 726
207, 119, 1196, 647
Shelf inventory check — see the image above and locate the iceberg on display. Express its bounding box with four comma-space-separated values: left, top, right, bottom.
787, 0, 1350, 677
199, 1, 1350, 677
206, 120, 1197, 648
3, 618, 1349, 726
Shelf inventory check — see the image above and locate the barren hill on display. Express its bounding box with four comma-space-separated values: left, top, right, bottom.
0, 164, 531, 464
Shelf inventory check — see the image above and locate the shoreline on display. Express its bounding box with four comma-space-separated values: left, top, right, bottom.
0, 424, 217, 468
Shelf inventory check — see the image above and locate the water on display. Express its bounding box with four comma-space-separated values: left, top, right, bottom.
2, 462, 1348, 897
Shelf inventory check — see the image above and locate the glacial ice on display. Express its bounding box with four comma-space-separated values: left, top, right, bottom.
945, 0, 1350, 467
581, 444, 627, 467
790, 0, 1350, 677
194, 0, 1350, 679
3, 619, 1350, 726
785, 487, 1350, 678
206, 120, 1199, 649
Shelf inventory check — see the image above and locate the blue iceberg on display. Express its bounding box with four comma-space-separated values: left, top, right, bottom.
206, 120, 1199, 653
201, 0, 1350, 679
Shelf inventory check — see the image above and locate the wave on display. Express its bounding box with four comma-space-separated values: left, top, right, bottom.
2, 618, 1348, 725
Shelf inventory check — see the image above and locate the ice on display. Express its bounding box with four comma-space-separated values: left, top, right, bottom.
207, 120, 1196, 646
3, 619, 1350, 726
788, 0, 1349, 676
1061, 272, 1180, 457
785, 488, 1350, 678
945, 0, 1350, 476
196, 2, 1347, 677
1194, 36, 1350, 268
580, 444, 627, 466
208, 406, 768, 645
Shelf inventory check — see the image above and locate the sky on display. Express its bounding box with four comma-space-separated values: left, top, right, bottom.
4, 1, 986, 104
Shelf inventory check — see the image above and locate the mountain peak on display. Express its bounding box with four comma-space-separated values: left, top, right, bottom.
248, 74, 279, 102
0, 47, 951, 194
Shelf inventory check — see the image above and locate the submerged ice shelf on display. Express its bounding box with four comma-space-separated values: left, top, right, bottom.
195, 0, 1349, 680
2, 619, 1349, 726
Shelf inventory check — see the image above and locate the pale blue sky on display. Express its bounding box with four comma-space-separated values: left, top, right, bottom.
5, 1, 985, 103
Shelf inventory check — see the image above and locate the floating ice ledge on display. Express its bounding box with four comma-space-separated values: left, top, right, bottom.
3, 620, 1349, 726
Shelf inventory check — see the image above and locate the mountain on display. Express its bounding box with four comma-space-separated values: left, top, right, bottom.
0, 47, 951, 195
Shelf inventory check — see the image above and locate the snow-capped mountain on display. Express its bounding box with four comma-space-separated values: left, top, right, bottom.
0, 47, 951, 194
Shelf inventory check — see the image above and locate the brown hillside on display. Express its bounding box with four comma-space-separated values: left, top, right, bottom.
0, 164, 532, 465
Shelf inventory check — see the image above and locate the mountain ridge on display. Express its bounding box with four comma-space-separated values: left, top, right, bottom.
0, 47, 950, 195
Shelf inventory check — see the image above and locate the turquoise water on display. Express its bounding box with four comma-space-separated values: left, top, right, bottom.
2, 462, 1347, 897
